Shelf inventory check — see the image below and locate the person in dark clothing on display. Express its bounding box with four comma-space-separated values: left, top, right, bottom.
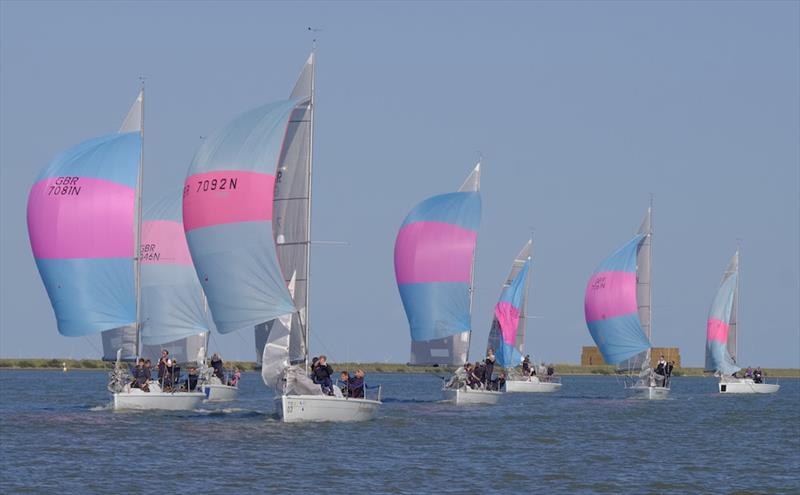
339, 371, 351, 397
753, 367, 763, 384
184, 367, 199, 391
130, 359, 144, 388
163, 358, 175, 391
545, 364, 555, 383
348, 370, 365, 399
210, 353, 225, 382
472, 362, 486, 388
490, 372, 506, 391
522, 355, 531, 377
664, 361, 674, 387
157, 350, 168, 386
484, 349, 496, 388
312, 355, 334, 395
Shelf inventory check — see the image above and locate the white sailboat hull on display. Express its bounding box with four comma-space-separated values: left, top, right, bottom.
628, 384, 670, 400
276, 394, 381, 423
112, 384, 204, 411
443, 387, 503, 405
202, 383, 238, 402
505, 377, 562, 393
719, 377, 780, 394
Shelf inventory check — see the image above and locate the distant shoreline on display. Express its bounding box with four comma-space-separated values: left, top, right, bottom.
1, 359, 798, 378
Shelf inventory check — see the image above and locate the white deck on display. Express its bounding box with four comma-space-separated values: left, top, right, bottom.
276, 394, 381, 423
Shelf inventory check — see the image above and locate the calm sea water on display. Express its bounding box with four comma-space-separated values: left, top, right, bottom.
0, 370, 798, 494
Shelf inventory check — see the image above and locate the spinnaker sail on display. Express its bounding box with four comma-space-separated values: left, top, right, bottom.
27, 91, 143, 360
394, 163, 481, 366
487, 240, 532, 368
139, 195, 211, 364
584, 209, 652, 366
183, 99, 303, 334
705, 250, 741, 375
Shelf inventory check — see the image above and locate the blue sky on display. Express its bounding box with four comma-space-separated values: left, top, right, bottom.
1, 1, 798, 367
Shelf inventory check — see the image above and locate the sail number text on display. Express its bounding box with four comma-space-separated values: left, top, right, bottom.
48, 176, 82, 196
184, 177, 238, 197
140, 243, 160, 262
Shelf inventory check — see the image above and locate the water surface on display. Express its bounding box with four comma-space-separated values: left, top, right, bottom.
1, 371, 797, 494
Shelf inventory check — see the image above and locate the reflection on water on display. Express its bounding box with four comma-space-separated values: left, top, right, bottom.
1, 371, 798, 494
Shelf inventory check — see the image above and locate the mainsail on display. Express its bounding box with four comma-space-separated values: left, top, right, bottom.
27, 91, 143, 360
394, 163, 482, 365
138, 195, 211, 364
705, 250, 741, 375
255, 53, 314, 364
487, 240, 532, 368
584, 210, 652, 366
183, 99, 301, 334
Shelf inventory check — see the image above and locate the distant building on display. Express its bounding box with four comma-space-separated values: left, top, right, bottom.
581, 346, 681, 367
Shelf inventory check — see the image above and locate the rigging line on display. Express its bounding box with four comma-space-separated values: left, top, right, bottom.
84, 335, 103, 357
308, 328, 333, 358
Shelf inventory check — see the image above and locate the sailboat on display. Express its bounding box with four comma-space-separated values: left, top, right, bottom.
585, 205, 668, 399
184, 53, 381, 422
112, 194, 212, 409
394, 163, 481, 367
27, 90, 204, 410
706, 249, 779, 394
490, 239, 561, 393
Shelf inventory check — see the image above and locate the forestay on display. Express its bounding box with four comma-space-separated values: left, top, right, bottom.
705, 250, 741, 376
395, 164, 481, 366
487, 240, 532, 368
584, 231, 652, 366
183, 99, 303, 334
27, 92, 142, 359
256, 54, 314, 364
138, 195, 211, 363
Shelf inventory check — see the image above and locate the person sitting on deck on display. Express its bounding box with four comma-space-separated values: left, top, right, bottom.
228, 367, 241, 387
312, 355, 334, 395
744, 367, 753, 378
210, 353, 225, 382
339, 371, 351, 397
143, 360, 153, 386
753, 367, 763, 384
184, 367, 199, 391
130, 359, 144, 388
348, 369, 365, 399
488, 372, 506, 391
472, 362, 486, 389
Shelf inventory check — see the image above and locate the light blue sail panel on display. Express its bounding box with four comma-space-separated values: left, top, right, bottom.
399, 192, 481, 231
33, 258, 135, 337
140, 196, 212, 346
27, 132, 141, 337
584, 234, 651, 365
397, 282, 471, 342
183, 99, 302, 334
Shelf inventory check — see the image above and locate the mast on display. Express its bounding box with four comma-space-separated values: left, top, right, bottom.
304, 48, 316, 371
134, 83, 145, 357
637, 196, 653, 371
464, 159, 481, 361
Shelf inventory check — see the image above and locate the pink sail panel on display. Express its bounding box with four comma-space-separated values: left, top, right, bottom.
494, 302, 520, 345
706, 318, 730, 344
584, 271, 638, 322
183, 171, 275, 232
27, 177, 134, 260
140, 220, 193, 266
394, 221, 477, 284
